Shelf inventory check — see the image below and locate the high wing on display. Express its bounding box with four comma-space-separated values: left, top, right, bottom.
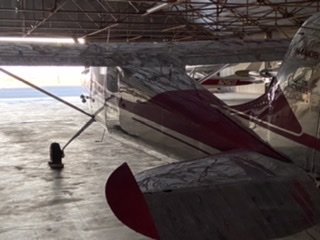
0, 39, 290, 67
106, 151, 320, 240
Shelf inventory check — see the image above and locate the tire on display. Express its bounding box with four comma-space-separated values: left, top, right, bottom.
50, 142, 63, 163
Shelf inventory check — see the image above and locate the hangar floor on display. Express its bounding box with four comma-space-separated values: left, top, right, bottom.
0, 87, 169, 240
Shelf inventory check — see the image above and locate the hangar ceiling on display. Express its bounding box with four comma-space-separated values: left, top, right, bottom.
0, 0, 319, 43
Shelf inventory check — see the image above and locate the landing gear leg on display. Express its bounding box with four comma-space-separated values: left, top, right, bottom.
96, 129, 106, 142
48, 142, 64, 170
0, 68, 103, 170
48, 116, 97, 169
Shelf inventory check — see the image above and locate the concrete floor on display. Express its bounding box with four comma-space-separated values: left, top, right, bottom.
0, 90, 169, 240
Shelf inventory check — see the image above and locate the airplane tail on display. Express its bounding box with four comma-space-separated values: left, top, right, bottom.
233, 13, 320, 174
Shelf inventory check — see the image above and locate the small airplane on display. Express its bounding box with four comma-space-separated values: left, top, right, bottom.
1, 12, 320, 240
103, 11, 320, 238
194, 62, 269, 88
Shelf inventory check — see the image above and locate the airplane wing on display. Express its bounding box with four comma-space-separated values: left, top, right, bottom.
0, 39, 290, 67
106, 151, 320, 240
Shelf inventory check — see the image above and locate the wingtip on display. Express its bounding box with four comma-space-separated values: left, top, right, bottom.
105, 162, 159, 239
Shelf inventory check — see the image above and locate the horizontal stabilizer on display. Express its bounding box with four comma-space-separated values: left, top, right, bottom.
106, 151, 320, 240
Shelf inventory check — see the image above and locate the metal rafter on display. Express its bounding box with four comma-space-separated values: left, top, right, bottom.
24, 0, 69, 37
0, 0, 316, 42
70, 0, 100, 28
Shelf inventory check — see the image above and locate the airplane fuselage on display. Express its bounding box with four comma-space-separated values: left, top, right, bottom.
92, 12, 320, 240
82, 65, 288, 162
81, 14, 320, 177
82, 63, 320, 177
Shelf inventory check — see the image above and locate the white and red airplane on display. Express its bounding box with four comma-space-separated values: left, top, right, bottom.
96, 13, 320, 239
197, 62, 267, 88
1, 12, 320, 240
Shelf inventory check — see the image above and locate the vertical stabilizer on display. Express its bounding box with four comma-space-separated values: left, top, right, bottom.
269, 13, 320, 173
233, 13, 320, 174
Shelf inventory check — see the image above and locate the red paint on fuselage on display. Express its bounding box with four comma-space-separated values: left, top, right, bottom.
232, 84, 320, 152
233, 84, 302, 135
120, 88, 289, 162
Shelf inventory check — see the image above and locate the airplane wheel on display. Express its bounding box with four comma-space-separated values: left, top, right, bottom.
48, 142, 64, 170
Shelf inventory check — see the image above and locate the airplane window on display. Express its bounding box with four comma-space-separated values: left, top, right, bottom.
100, 67, 107, 75
106, 67, 118, 93
119, 66, 203, 101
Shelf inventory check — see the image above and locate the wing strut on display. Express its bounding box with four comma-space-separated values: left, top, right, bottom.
0, 68, 98, 170
0, 68, 92, 117
62, 105, 105, 152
